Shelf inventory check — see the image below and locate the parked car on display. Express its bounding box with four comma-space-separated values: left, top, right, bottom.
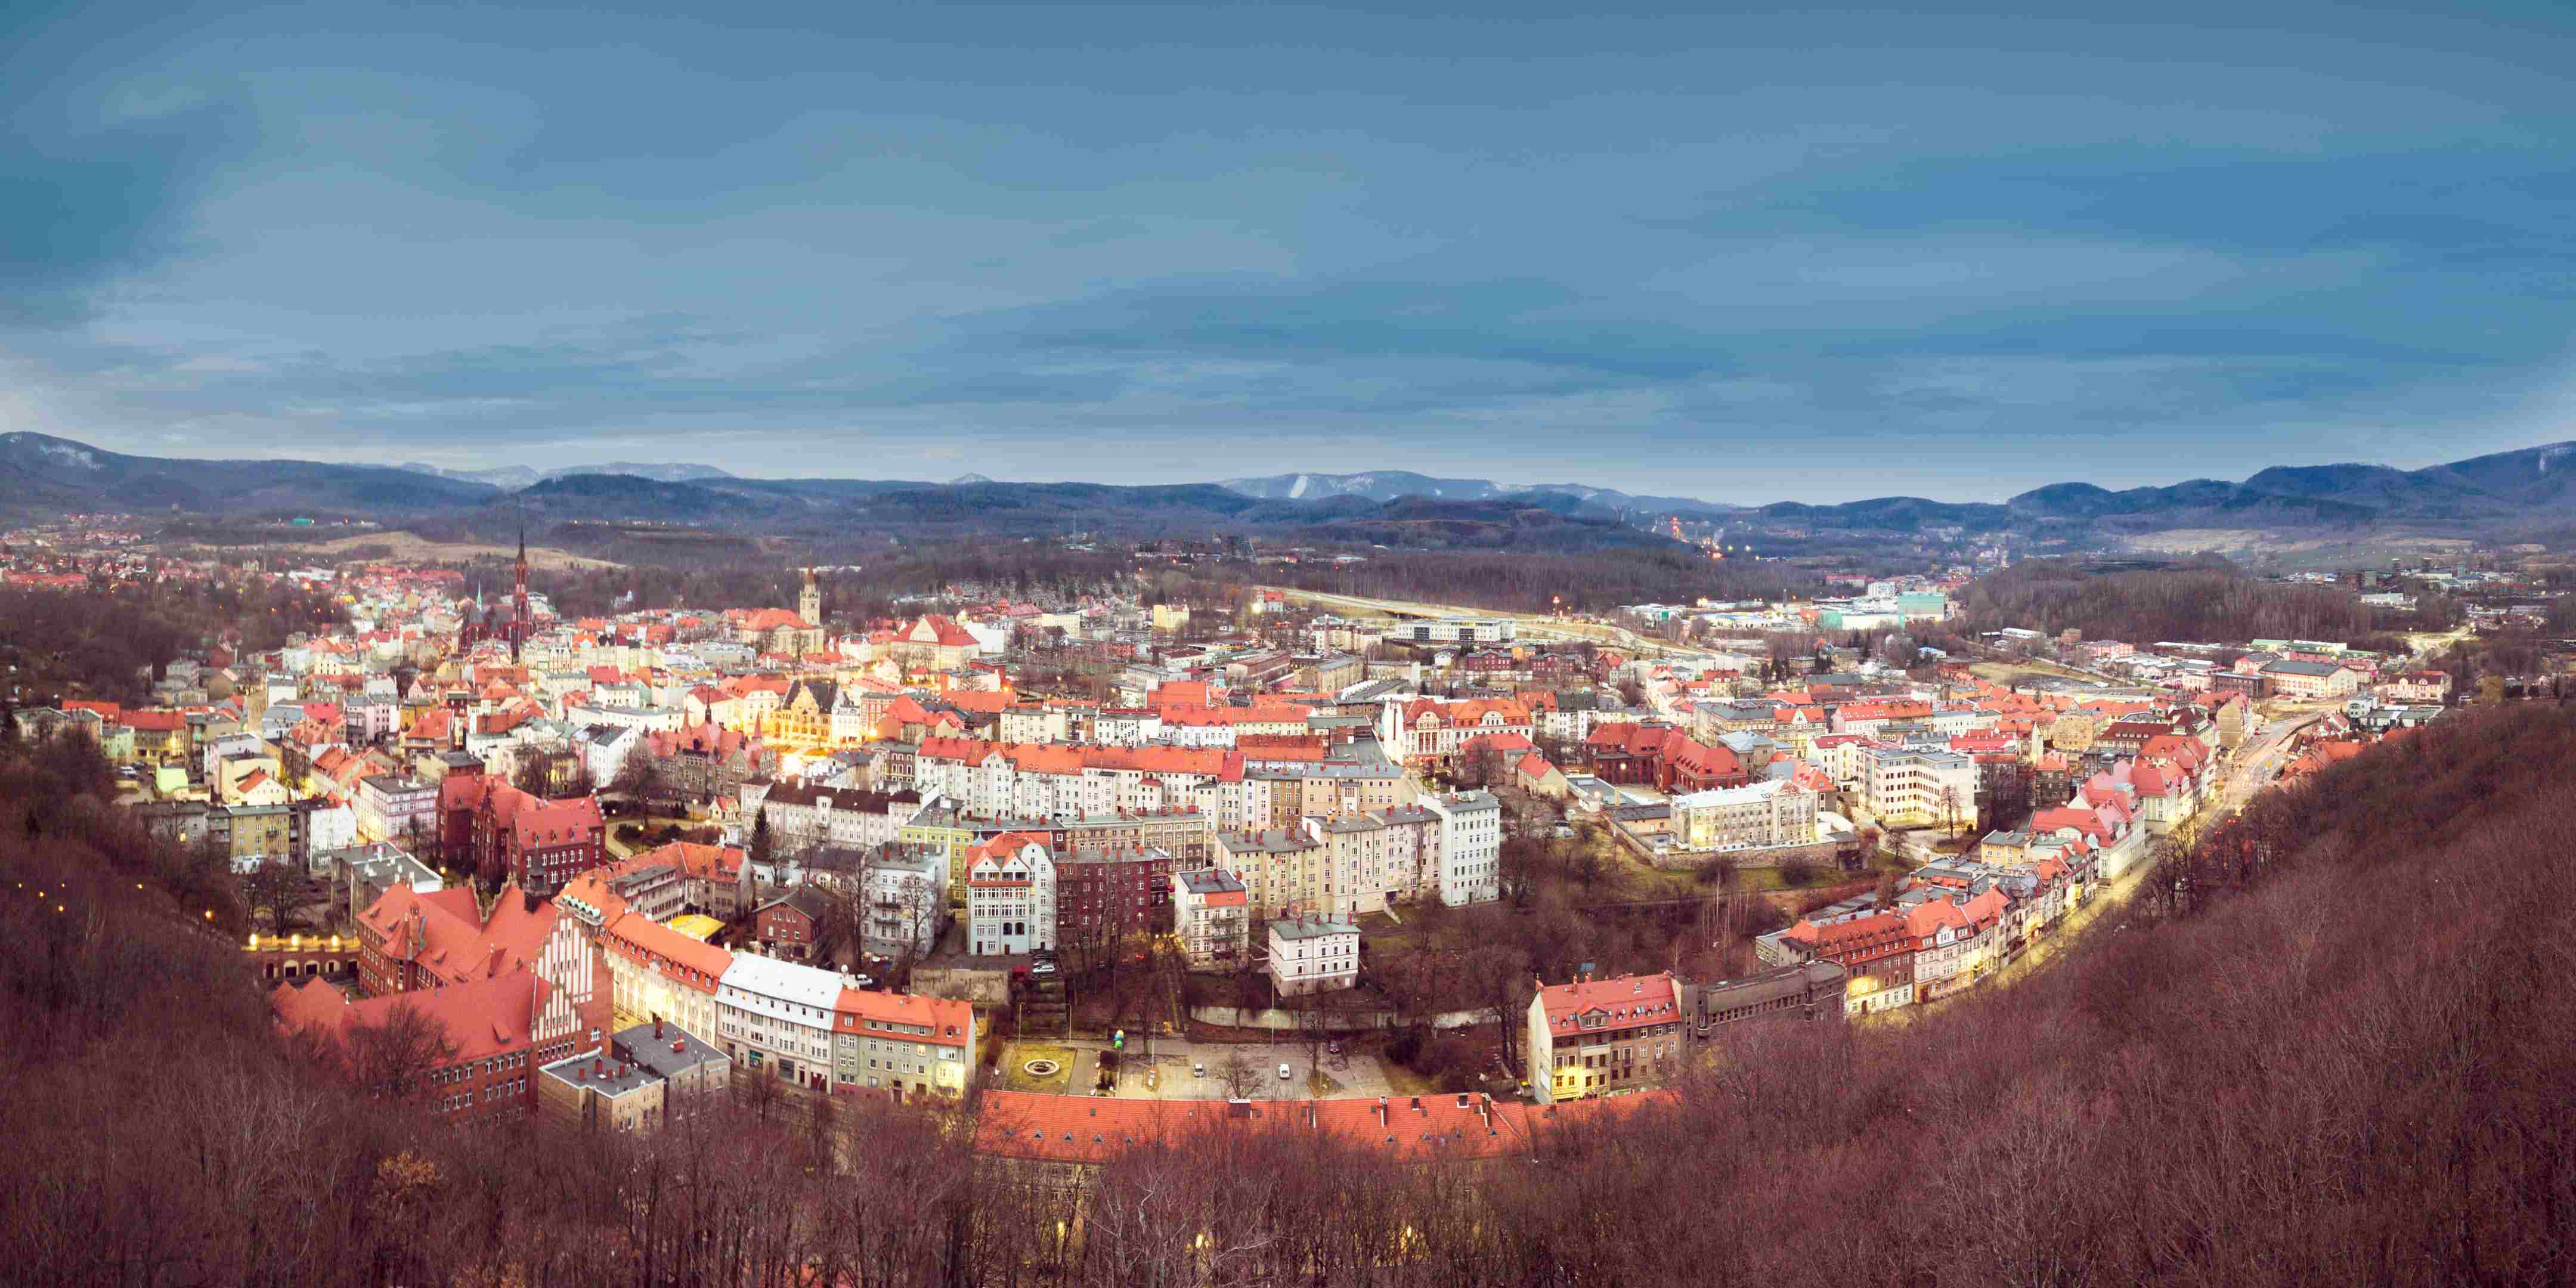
1193, 1061, 1206, 1078
1278, 1063, 1292, 1080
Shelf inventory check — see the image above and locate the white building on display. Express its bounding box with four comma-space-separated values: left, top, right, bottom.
1421, 790, 1502, 906
965, 835, 1057, 957
1173, 868, 1251, 971
861, 849, 947, 959
1859, 745, 1978, 831
1267, 916, 1361, 996
716, 952, 844, 1091
353, 773, 438, 844
1394, 617, 1517, 645
1671, 779, 1819, 852
739, 782, 917, 854
575, 723, 641, 787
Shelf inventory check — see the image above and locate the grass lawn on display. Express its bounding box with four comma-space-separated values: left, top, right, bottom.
999, 1042, 1078, 1094
1378, 1060, 1444, 1097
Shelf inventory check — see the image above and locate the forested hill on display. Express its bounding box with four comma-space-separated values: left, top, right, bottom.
1958, 558, 2393, 646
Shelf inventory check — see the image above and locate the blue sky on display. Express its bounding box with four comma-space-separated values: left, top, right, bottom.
4, 0, 2572, 503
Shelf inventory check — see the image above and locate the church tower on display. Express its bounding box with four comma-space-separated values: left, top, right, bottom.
799, 566, 822, 625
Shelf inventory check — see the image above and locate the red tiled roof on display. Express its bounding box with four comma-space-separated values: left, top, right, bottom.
271, 971, 541, 1064
1535, 973, 1680, 1037
358, 882, 561, 986
832, 987, 973, 1048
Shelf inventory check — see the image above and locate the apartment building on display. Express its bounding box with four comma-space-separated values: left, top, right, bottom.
1670, 779, 1819, 852
1268, 915, 1361, 996
1860, 745, 1979, 830
965, 833, 1058, 956
1527, 972, 1685, 1103
831, 987, 976, 1100
1421, 790, 1501, 906
1172, 868, 1250, 971
715, 952, 844, 1091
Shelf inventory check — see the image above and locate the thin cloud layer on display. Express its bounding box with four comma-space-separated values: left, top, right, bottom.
4, 0, 2572, 501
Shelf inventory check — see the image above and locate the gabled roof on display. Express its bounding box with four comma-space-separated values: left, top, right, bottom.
1535, 973, 1679, 1036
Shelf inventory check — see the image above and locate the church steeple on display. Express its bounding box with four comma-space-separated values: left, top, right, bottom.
799, 566, 822, 625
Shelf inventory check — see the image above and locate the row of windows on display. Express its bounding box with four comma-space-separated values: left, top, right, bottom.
441, 1075, 524, 1110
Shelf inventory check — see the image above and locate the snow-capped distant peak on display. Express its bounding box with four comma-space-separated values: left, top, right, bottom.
949, 472, 995, 485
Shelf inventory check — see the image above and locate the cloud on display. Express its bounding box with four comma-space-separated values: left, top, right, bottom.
1, 0, 2571, 501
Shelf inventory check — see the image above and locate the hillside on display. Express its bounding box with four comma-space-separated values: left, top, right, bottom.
11, 431, 2576, 546
1, 431, 501, 518
398, 460, 738, 489
1958, 557, 2397, 646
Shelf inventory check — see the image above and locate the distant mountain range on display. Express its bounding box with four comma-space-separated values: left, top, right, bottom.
395, 460, 738, 490
1218, 470, 1742, 515
7, 431, 2574, 550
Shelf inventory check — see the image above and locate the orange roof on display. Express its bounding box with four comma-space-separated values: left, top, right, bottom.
600, 908, 733, 989
358, 883, 560, 986
627, 840, 742, 883
271, 970, 541, 1064
1535, 973, 1680, 1037
832, 987, 973, 1048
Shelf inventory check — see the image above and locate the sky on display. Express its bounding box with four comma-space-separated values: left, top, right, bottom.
4, 0, 2574, 504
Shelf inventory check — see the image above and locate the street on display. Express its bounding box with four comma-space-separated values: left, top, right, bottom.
1914, 713, 2314, 1006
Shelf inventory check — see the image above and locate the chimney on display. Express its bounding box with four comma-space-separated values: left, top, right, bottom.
654, 1015, 664, 1039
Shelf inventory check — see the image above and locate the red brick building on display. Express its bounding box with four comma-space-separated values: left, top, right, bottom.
354, 883, 562, 999
439, 775, 606, 894
1054, 843, 1174, 943
753, 886, 830, 959
274, 909, 609, 1124
1583, 723, 1751, 792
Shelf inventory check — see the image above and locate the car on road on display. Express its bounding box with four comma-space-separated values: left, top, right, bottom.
1278, 1063, 1292, 1080
1193, 1061, 1206, 1078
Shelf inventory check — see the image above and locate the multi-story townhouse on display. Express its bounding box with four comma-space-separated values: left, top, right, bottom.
716, 952, 844, 1091
1421, 790, 1501, 906
1527, 972, 1686, 1103
831, 985, 976, 1100
739, 782, 919, 854
965, 833, 1057, 956
1773, 909, 1916, 1017
1172, 868, 1250, 971
1268, 915, 1361, 996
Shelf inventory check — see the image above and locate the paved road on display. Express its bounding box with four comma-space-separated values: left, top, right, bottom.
1914, 714, 2317, 1008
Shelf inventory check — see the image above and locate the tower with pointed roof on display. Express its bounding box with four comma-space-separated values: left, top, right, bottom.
799, 566, 821, 626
